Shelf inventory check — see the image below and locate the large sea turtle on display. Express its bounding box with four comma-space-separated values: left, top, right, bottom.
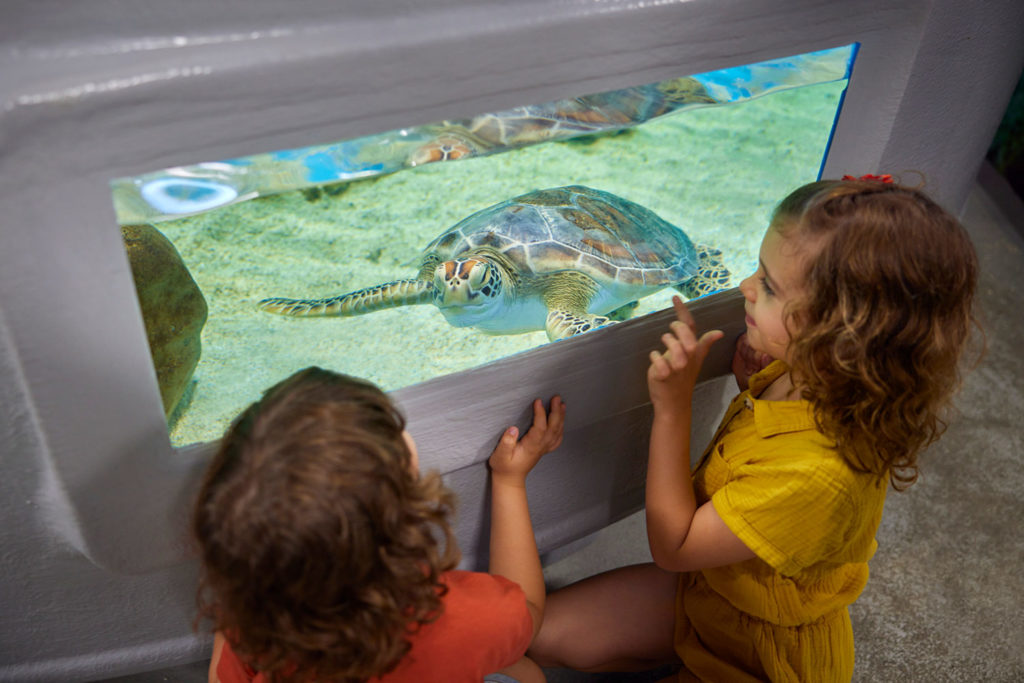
406, 78, 717, 166
350, 78, 718, 170
259, 185, 730, 341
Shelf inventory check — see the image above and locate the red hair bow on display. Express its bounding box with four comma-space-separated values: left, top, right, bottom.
841, 173, 893, 184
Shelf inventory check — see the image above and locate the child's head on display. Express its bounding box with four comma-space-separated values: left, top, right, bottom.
193, 367, 458, 682
743, 178, 980, 488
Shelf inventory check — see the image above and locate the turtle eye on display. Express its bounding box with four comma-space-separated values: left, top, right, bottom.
467, 261, 502, 299
467, 261, 489, 288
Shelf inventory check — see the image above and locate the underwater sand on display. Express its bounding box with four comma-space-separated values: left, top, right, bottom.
157, 81, 846, 446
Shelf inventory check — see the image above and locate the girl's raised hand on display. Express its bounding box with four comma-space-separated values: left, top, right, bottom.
488, 396, 566, 487
647, 296, 723, 410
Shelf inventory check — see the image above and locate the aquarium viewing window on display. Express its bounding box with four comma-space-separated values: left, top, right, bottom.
112, 45, 856, 447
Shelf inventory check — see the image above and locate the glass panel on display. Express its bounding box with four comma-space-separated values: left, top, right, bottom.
112, 45, 857, 446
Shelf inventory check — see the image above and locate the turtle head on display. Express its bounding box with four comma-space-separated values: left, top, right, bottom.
409, 133, 478, 167
433, 257, 505, 326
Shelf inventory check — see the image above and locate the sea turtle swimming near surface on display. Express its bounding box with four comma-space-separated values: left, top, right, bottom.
259, 185, 731, 341
351, 77, 718, 169
406, 78, 717, 166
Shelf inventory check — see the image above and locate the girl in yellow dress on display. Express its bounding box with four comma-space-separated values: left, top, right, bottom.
529, 176, 980, 681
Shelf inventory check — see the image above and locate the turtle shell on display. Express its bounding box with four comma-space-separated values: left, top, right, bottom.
422, 185, 699, 291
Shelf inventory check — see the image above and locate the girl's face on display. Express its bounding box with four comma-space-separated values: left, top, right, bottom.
738, 224, 815, 363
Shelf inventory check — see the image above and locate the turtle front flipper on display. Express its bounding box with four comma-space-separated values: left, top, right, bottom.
606, 301, 640, 321
545, 310, 612, 341
259, 279, 433, 317
540, 270, 610, 341
677, 244, 732, 299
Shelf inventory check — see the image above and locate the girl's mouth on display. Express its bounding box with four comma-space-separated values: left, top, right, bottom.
745, 313, 756, 328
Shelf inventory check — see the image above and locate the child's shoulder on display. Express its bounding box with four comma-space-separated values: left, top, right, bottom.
439, 570, 528, 615
381, 571, 533, 680
739, 424, 884, 501
443, 569, 522, 593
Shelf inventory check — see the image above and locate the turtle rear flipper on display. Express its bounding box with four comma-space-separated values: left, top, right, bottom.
259, 279, 432, 317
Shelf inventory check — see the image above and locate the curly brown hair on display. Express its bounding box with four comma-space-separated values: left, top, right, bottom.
192, 367, 459, 682
773, 179, 980, 490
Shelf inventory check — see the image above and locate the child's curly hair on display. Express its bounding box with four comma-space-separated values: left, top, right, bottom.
192, 367, 459, 682
773, 179, 980, 490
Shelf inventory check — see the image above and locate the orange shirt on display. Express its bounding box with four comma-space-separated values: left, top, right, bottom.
216, 570, 532, 683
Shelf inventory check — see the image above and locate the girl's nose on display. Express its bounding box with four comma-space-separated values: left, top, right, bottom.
739, 274, 756, 302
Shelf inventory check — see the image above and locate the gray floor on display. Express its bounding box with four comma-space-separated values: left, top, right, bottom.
100, 168, 1024, 682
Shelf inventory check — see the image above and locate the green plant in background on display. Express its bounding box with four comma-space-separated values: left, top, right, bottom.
987, 71, 1024, 197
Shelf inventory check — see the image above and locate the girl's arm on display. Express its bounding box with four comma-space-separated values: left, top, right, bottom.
645, 297, 755, 572
208, 631, 225, 683
487, 396, 565, 639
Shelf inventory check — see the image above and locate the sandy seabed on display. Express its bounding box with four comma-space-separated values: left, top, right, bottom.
157, 81, 845, 446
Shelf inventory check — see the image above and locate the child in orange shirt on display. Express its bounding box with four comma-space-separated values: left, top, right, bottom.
192, 366, 564, 683
530, 176, 980, 681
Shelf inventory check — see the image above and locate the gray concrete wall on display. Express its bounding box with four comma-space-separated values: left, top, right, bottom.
1, 1, 1022, 680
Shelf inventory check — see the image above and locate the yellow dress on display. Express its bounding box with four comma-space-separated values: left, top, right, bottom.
676, 361, 887, 682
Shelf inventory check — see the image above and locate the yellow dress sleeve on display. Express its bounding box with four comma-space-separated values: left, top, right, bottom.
711, 452, 858, 576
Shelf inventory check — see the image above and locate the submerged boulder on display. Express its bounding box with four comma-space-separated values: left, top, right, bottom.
122, 223, 207, 418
